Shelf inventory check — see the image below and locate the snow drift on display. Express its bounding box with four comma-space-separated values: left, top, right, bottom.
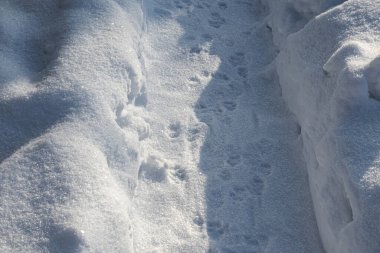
264, 0, 380, 252
0, 0, 146, 252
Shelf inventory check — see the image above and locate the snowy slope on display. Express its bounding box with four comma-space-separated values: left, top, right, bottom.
266, 0, 380, 252
0, 1, 145, 251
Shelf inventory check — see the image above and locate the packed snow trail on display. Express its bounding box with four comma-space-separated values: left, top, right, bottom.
132, 0, 323, 252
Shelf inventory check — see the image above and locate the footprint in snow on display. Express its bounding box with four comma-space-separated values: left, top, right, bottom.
218, 2, 228, 10
229, 185, 247, 201
193, 213, 205, 227
208, 12, 226, 28
48, 227, 85, 253
212, 72, 230, 81
237, 67, 248, 78
138, 156, 168, 183
229, 52, 245, 67
208, 188, 224, 208
187, 122, 208, 142
226, 154, 241, 167
116, 105, 150, 141
249, 176, 265, 196
170, 165, 188, 182
201, 33, 213, 41
207, 220, 228, 240
258, 162, 272, 176
167, 121, 182, 138
225, 145, 242, 166
190, 45, 203, 54
218, 169, 231, 181
222, 101, 237, 111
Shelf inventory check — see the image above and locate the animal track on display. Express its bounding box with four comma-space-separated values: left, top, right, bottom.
190, 45, 203, 54
226, 145, 242, 166
224, 39, 235, 47
201, 33, 213, 41
229, 185, 247, 201
219, 169, 231, 181
189, 75, 201, 84
180, 0, 192, 5
226, 154, 241, 167
208, 188, 223, 208
138, 156, 168, 183
193, 213, 205, 227
208, 12, 226, 28
167, 121, 182, 138
227, 81, 243, 97
116, 105, 150, 141
222, 101, 237, 111
256, 138, 277, 156
218, 2, 228, 10
237, 67, 248, 78
251, 176, 265, 195
258, 162, 272, 176
242, 31, 251, 37
243, 235, 259, 246
212, 72, 230, 81
185, 35, 196, 41
171, 165, 188, 181
134, 91, 148, 107
195, 3, 204, 9
187, 122, 208, 142
207, 221, 227, 239
229, 52, 245, 66
48, 227, 85, 253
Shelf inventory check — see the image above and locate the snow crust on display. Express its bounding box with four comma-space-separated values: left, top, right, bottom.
264, 0, 380, 252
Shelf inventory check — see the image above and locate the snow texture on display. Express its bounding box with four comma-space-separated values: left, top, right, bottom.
261, 0, 346, 48
1, 0, 380, 252
271, 0, 380, 252
0, 0, 145, 251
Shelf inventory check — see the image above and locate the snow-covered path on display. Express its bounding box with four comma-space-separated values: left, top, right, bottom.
3, 1, 380, 252
132, 0, 323, 252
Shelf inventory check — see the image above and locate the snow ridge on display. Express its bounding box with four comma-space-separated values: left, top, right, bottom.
0, 0, 147, 252
263, 0, 380, 252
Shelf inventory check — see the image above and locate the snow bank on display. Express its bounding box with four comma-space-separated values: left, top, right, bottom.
0, 0, 146, 252
261, 0, 345, 47
267, 0, 380, 252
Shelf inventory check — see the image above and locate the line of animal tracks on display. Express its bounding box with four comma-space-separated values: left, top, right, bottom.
131, 0, 324, 252
0, 0, 324, 252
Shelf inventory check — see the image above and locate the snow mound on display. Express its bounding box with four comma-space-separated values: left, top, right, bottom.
273, 1, 380, 252
0, 0, 146, 252
261, 0, 345, 47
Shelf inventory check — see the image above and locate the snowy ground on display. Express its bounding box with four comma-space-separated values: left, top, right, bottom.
132, 0, 322, 252
1, 0, 380, 252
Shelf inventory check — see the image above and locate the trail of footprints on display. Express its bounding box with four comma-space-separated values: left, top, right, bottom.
137, 0, 272, 251
177, 0, 272, 252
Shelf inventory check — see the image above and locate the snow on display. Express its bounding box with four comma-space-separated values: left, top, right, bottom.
0, 0, 144, 251
1, 0, 380, 252
131, 0, 322, 252
261, 0, 345, 48
274, 0, 380, 252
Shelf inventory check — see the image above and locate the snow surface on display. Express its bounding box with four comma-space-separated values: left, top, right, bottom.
272, 0, 380, 252
1, 0, 380, 252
